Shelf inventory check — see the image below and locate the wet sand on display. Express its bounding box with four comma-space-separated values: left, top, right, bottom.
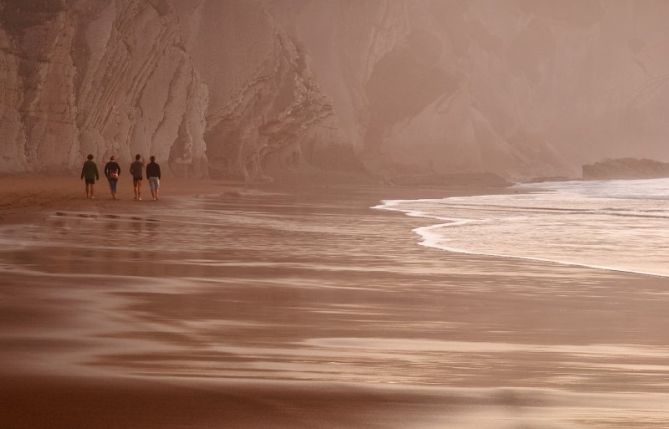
1, 177, 669, 428
0, 175, 246, 224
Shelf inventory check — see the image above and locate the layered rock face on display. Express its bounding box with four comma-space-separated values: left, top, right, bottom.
2, 0, 669, 180
1, 0, 209, 177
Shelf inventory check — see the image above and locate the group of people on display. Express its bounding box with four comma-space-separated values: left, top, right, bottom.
80, 154, 162, 201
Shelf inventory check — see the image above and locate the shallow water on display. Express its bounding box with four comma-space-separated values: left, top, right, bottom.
376, 178, 669, 277
2, 188, 669, 427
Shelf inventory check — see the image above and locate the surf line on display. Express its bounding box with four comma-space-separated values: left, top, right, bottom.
372, 198, 669, 279
372, 197, 482, 247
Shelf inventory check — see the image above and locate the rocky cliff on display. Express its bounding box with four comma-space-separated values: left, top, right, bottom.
2, 0, 669, 181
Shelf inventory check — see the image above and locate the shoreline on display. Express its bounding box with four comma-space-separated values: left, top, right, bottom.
0, 174, 511, 226
376, 198, 669, 280
374, 178, 669, 280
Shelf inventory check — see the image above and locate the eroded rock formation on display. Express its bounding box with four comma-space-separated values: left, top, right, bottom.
1, 0, 210, 177
2, 0, 669, 181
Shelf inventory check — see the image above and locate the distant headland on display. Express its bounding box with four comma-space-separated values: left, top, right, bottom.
582, 158, 669, 180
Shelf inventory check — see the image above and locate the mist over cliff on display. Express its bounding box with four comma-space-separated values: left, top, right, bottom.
2, 0, 669, 181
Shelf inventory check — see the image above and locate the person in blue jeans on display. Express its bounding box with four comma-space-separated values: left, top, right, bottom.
146, 156, 162, 201
104, 156, 121, 200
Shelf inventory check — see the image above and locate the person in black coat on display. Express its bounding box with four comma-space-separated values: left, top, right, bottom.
129, 154, 144, 200
80, 154, 99, 199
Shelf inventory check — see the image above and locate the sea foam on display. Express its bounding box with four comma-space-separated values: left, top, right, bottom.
374, 179, 669, 277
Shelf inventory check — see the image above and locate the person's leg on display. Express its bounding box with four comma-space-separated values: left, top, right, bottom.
137, 180, 142, 201
85, 181, 94, 199
149, 178, 157, 200
155, 179, 160, 200
133, 180, 138, 200
90, 183, 95, 199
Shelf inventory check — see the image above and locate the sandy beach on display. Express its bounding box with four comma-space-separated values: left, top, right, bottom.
2, 176, 669, 428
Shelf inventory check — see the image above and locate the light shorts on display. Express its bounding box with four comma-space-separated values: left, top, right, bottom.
148, 177, 160, 191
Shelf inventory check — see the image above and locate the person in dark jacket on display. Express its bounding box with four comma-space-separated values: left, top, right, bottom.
129, 154, 144, 200
146, 155, 162, 201
80, 154, 99, 199
104, 155, 121, 200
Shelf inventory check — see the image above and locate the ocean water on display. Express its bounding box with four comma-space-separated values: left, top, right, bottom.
375, 178, 669, 277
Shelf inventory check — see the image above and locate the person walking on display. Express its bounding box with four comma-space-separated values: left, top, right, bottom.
104, 155, 121, 200
129, 154, 144, 200
146, 156, 162, 201
80, 154, 99, 199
